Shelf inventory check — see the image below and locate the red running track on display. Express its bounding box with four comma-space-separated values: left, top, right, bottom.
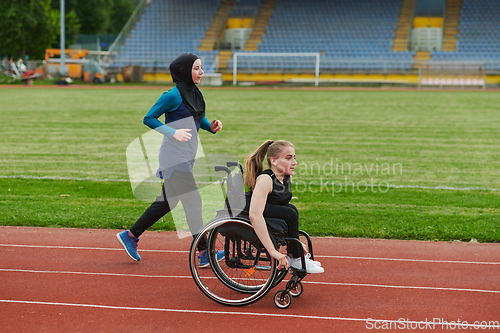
1, 226, 499, 332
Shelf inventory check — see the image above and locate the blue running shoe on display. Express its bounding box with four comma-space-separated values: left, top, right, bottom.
198, 250, 225, 268
117, 230, 141, 261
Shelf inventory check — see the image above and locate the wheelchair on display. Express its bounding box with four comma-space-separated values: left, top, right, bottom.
189, 162, 316, 309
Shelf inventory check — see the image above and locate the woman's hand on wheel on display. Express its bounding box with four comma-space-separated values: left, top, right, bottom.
173, 129, 192, 142
271, 251, 288, 270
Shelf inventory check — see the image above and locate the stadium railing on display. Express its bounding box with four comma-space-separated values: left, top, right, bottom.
102, 0, 150, 67
418, 61, 487, 89
230, 53, 414, 76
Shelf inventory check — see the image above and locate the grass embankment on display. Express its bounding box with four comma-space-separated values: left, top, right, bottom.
1, 88, 499, 242
1, 178, 498, 242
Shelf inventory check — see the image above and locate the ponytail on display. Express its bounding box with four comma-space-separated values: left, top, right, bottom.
244, 140, 273, 191
244, 140, 293, 191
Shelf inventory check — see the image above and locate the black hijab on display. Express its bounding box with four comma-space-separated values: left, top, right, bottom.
169, 53, 205, 117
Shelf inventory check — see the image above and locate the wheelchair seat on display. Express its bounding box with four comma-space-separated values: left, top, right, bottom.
215, 207, 288, 247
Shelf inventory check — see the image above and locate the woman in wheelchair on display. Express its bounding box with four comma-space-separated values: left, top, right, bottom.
189, 140, 322, 308
244, 140, 323, 274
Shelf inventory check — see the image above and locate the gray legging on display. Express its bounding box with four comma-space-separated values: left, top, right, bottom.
130, 170, 207, 250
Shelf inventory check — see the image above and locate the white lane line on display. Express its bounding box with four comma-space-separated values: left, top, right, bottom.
0, 244, 184, 253
320, 255, 500, 266
0, 268, 191, 279
0, 299, 362, 321
1, 244, 498, 265
1, 299, 499, 329
2, 268, 499, 294
303, 281, 500, 294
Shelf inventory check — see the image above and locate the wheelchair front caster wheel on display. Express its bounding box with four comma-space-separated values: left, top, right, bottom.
289, 281, 303, 297
274, 290, 292, 309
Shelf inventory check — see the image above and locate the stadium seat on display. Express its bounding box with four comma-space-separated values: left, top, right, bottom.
235, 0, 413, 71
430, 0, 500, 67
111, 0, 220, 72
110, 0, 498, 74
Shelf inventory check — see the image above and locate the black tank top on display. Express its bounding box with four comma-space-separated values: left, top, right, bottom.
259, 169, 292, 205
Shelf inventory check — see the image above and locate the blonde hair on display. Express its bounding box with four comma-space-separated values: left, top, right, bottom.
244, 140, 294, 191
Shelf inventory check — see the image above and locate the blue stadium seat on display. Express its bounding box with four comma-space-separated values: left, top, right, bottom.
111, 0, 220, 71
232, 0, 412, 71
431, 0, 500, 66
110, 0, 498, 73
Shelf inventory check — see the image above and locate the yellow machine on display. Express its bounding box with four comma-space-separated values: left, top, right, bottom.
45, 49, 107, 83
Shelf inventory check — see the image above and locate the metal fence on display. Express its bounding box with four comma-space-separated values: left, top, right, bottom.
105, 53, 219, 74
102, 0, 150, 66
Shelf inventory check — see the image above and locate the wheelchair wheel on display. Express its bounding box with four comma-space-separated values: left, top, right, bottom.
274, 290, 292, 309
272, 268, 288, 288
289, 281, 303, 297
190, 217, 278, 306
208, 222, 273, 294
271, 230, 311, 289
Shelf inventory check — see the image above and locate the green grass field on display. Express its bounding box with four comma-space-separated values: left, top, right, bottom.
0, 87, 499, 242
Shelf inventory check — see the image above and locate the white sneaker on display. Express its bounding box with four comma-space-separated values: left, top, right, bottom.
287, 256, 324, 274
305, 253, 321, 267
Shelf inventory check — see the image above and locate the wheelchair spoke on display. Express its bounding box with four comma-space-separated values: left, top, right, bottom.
189, 218, 278, 306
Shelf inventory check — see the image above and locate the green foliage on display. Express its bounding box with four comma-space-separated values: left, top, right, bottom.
0, 0, 56, 59
52, 0, 134, 35
108, 0, 135, 34
51, 0, 135, 39
0, 0, 137, 58
50, 0, 110, 34
71, 0, 113, 34
0, 72, 21, 85
51, 9, 81, 49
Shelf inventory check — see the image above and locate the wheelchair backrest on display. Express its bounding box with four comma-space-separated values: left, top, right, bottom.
215, 162, 246, 217
226, 170, 247, 215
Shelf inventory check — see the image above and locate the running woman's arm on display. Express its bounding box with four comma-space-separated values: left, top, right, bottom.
143, 90, 193, 141
200, 116, 222, 133
143, 92, 179, 138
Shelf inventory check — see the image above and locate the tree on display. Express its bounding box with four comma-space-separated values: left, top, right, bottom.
0, 0, 56, 59
108, 0, 134, 35
51, 9, 81, 49
71, 0, 113, 34
52, 0, 136, 35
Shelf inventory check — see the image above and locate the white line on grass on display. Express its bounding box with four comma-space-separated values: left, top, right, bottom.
2, 268, 499, 294
0, 175, 131, 182
1, 299, 499, 329
1, 243, 499, 265
1, 175, 499, 191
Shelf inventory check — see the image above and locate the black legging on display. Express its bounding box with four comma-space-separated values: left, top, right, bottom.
263, 203, 301, 258
130, 170, 207, 250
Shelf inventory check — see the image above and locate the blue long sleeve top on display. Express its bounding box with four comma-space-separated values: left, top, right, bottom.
143, 86, 213, 136
142, 87, 214, 179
